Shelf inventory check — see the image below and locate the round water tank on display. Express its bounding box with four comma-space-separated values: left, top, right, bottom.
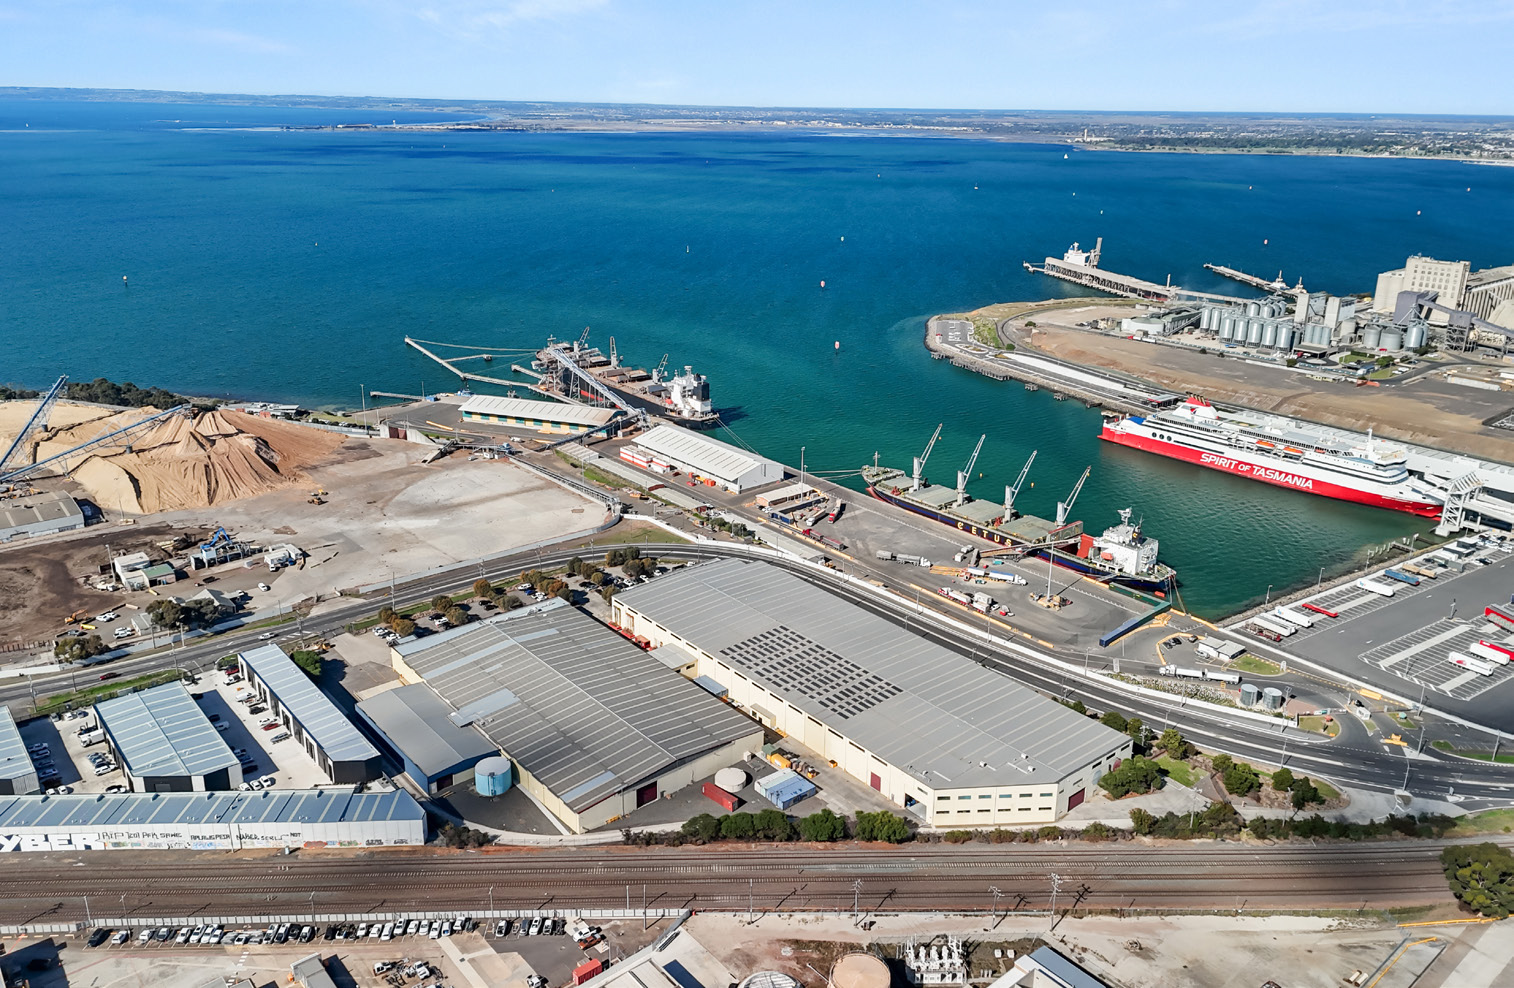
1380, 329, 1403, 352
1405, 323, 1427, 349
832, 954, 890, 988
1274, 326, 1295, 352
474, 755, 513, 797
740, 975, 800, 988
1246, 301, 1261, 317
1246, 319, 1264, 345
1261, 687, 1284, 711
1239, 683, 1261, 707
715, 767, 748, 792
1361, 325, 1383, 349
1262, 321, 1278, 348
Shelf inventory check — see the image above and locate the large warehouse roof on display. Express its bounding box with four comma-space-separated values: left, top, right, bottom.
394, 599, 756, 812
356, 684, 497, 779
0, 788, 423, 829
0, 490, 83, 536
238, 645, 380, 764
615, 559, 1128, 788
459, 395, 617, 428
0, 708, 34, 786
637, 424, 780, 487
95, 682, 239, 779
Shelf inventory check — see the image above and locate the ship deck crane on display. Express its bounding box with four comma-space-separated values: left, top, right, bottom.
1055, 466, 1091, 527
1003, 450, 1037, 518
608, 337, 620, 368
956, 435, 986, 507
538, 345, 645, 424
653, 353, 669, 382
911, 424, 942, 492
0, 375, 67, 479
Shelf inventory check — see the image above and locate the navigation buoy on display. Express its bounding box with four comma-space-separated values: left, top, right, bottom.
820, 280, 826, 288
1263, 239, 1269, 245
1417, 210, 1422, 216
840, 236, 844, 241
122, 275, 128, 285
686, 245, 690, 253
973, 185, 979, 190
1467, 187, 1471, 192
834, 341, 840, 350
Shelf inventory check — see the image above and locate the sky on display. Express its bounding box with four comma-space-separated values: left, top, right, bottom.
1, 0, 1512, 114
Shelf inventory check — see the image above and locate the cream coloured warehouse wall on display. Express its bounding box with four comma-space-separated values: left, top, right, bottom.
614, 603, 1132, 827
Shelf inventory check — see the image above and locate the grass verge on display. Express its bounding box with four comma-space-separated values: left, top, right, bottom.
1298, 715, 1342, 738
585, 527, 691, 547
39, 668, 186, 717
1231, 654, 1283, 676
1154, 755, 1197, 787
1451, 808, 1514, 836
1431, 740, 1514, 763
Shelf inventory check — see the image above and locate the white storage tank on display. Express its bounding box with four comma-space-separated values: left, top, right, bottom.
1200, 307, 1215, 332
1405, 323, 1428, 349
1247, 301, 1262, 317
1240, 683, 1261, 707
1380, 328, 1403, 351
1275, 326, 1296, 351
715, 767, 748, 792
1361, 325, 1383, 349
1247, 319, 1264, 345
474, 756, 513, 797
1221, 316, 1237, 340
1262, 321, 1279, 347
1261, 687, 1285, 710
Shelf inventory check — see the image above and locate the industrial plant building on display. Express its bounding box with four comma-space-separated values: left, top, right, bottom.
95, 682, 242, 793
0, 489, 85, 541
0, 708, 40, 796
0, 789, 425, 852
355, 684, 499, 795
635, 424, 784, 493
459, 395, 618, 436
612, 559, 1132, 826
390, 599, 762, 833
236, 645, 383, 785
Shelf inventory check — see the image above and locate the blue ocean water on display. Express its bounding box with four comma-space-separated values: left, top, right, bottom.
5, 99, 1512, 616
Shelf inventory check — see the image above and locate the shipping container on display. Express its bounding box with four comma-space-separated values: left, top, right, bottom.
1272, 606, 1314, 628
1355, 577, 1396, 598
702, 781, 740, 812
1383, 568, 1420, 586
574, 959, 604, 985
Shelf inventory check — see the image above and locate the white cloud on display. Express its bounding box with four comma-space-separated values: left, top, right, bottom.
412, 0, 609, 38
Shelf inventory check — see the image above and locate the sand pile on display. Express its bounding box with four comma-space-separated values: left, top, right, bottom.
0, 401, 344, 513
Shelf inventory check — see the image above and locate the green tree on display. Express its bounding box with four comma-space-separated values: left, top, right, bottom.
752, 809, 795, 841
1129, 807, 1156, 836
378, 606, 396, 625
472, 578, 493, 599
680, 813, 722, 843
601, 586, 617, 603
1211, 753, 1234, 774
1061, 698, 1088, 715
1098, 757, 1162, 798
1289, 778, 1323, 810
1099, 710, 1128, 732
290, 649, 323, 678
624, 546, 641, 561
54, 634, 108, 664
798, 809, 847, 842
555, 586, 573, 603
589, 570, 606, 586
719, 813, 756, 840
854, 811, 912, 843
1441, 843, 1514, 919
500, 595, 524, 611
605, 549, 625, 568
567, 556, 585, 576
431, 594, 454, 613
1158, 728, 1191, 760
445, 605, 470, 627
1221, 761, 1261, 798
390, 616, 416, 637
1271, 767, 1295, 792
148, 599, 185, 630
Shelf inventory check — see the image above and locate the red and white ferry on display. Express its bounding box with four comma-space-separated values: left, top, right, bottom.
1100, 397, 1445, 517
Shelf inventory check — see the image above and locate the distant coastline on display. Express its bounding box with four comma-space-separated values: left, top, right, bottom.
5, 85, 1511, 163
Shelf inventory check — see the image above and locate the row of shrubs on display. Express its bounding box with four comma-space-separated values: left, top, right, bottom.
622, 809, 915, 846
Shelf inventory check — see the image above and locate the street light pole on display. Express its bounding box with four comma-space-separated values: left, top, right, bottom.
851, 879, 863, 923
988, 886, 1003, 929
1049, 873, 1063, 927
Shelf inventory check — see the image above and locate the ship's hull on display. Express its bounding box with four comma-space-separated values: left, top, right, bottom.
866, 485, 1173, 591
1100, 422, 1443, 517
576, 380, 720, 429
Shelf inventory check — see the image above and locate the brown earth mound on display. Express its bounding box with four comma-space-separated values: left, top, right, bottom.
1, 402, 344, 514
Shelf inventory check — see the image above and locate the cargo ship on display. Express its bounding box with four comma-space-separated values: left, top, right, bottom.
861, 429, 1176, 592
1100, 396, 1445, 517
531, 335, 718, 428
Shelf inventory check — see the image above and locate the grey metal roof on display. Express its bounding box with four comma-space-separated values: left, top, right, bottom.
0, 490, 83, 532
0, 707, 36, 784
638, 424, 779, 485
0, 788, 424, 829
356, 684, 497, 779
614, 559, 1129, 789
237, 645, 379, 764
94, 682, 239, 779
395, 599, 757, 812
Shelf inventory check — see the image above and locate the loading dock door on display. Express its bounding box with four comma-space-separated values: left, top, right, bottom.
869, 773, 882, 791
636, 782, 658, 807
1066, 788, 1085, 810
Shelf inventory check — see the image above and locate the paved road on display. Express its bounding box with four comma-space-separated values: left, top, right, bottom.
0, 843, 1459, 925
8, 539, 1514, 808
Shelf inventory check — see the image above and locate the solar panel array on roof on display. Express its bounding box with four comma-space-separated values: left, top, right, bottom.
238, 645, 379, 763
95, 682, 238, 779
0, 788, 424, 829
615, 559, 1129, 788
396, 599, 756, 812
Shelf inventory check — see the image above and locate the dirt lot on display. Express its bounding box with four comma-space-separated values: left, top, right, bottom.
974, 304, 1514, 463
0, 522, 182, 650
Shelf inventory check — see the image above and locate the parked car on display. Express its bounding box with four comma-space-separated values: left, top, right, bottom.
269, 731, 290, 743
112, 930, 129, 945
257, 582, 270, 592
105, 784, 126, 794
88, 928, 111, 947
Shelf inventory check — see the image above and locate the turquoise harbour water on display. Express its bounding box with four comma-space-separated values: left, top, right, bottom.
5, 100, 1513, 617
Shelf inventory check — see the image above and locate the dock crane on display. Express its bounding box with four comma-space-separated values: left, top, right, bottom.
608, 337, 620, 368
1056, 466, 1092, 527
576, 326, 591, 349
955, 434, 986, 507
1003, 450, 1037, 519
911, 424, 942, 492
0, 375, 67, 479
653, 353, 669, 382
